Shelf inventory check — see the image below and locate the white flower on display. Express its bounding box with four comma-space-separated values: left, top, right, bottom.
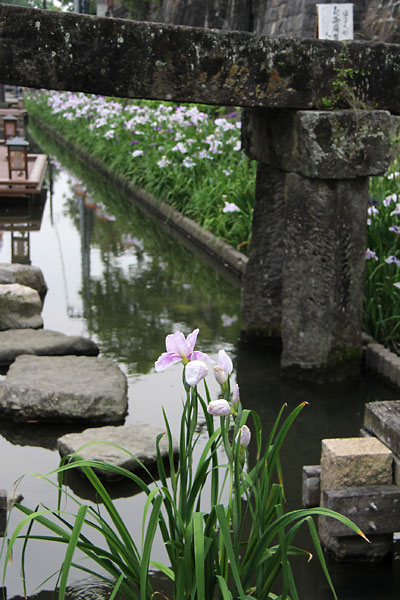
157, 156, 171, 168
236, 425, 251, 447
394, 282, 400, 289
185, 360, 208, 386
367, 206, 379, 217
223, 202, 240, 213
132, 150, 143, 158
207, 399, 231, 416
213, 349, 233, 386
182, 157, 196, 168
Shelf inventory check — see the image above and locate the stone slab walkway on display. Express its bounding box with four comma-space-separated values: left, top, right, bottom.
0, 328, 99, 366
0, 355, 128, 423
58, 423, 178, 480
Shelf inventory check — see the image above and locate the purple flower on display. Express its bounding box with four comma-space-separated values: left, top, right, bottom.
389, 226, 400, 235
154, 328, 208, 371
365, 249, 378, 261
185, 360, 208, 386
385, 256, 400, 268
207, 399, 231, 417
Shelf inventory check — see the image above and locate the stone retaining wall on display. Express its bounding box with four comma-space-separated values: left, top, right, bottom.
114, 0, 399, 43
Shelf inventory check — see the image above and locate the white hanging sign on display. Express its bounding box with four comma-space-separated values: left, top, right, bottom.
316, 4, 354, 40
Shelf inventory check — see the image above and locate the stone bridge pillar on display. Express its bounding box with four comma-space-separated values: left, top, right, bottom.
241, 108, 391, 380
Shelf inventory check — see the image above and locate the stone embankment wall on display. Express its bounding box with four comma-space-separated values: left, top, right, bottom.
113, 0, 399, 43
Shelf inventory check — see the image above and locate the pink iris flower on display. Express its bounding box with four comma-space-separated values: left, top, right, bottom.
154, 328, 208, 371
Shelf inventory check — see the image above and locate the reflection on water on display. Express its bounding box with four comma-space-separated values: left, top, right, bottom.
0, 123, 399, 599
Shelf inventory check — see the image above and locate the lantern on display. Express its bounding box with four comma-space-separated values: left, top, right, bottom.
6, 136, 29, 180
3, 115, 17, 140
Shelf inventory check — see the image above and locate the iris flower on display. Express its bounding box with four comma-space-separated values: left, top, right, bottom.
154, 328, 208, 371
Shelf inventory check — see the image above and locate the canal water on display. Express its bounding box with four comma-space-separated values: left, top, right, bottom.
1, 122, 400, 599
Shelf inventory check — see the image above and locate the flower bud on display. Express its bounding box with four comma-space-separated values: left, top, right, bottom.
236, 425, 251, 447
232, 384, 240, 405
185, 360, 208, 386
213, 365, 227, 386
207, 399, 231, 416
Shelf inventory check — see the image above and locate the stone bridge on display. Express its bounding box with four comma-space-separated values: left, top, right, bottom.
1, 4, 399, 380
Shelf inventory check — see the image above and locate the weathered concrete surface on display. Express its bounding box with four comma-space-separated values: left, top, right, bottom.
242, 108, 392, 178
0, 355, 128, 422
58, 423, 178, 481
0, 329, 99, 366
0, 5, 400, 113
0, 263, 47, 303
0, 284, 43, 331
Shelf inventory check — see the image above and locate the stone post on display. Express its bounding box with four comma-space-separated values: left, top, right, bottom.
241, 108, 391, 380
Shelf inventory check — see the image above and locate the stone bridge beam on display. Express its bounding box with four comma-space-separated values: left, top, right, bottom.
242, 108, 391, 380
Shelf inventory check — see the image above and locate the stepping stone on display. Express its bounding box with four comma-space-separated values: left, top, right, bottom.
0, 284, 43, 331
58, 423, 178, 481
0, 328, 99, 366
0, 355, 128, 423
0, 263, 47, 302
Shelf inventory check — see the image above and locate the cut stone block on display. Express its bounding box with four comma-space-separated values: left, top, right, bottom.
0, 355, 128, 423
0, 328, 99, 366
242, 108, 391, 179
322, 485, 400, 537
320, 437, 393, 492
0, 284, 43, 331
58, 424, 178, 481
319, 532, 393, 561
364, 401, 400, 456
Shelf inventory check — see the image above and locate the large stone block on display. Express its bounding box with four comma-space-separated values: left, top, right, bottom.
320, 437, 393, 491
242, 108, 391, 179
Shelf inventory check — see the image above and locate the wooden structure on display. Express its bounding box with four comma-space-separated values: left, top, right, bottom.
0, 144, 47, 196
0, 108, 27, 139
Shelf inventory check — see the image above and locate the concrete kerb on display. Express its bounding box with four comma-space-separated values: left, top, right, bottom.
31, 116, 400, 390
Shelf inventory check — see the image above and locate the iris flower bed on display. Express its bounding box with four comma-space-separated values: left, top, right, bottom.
365, 167, 400, 354
25, 91, 400, 353
25, 90, 255, 254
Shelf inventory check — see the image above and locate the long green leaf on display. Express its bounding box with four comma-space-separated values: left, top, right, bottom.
59, 504, 88, 600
